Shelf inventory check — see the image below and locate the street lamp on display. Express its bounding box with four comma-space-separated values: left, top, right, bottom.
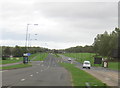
25, 24, 38, 51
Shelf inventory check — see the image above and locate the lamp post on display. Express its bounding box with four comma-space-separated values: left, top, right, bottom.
25, 24, 30, 48
25, 24, 38, 52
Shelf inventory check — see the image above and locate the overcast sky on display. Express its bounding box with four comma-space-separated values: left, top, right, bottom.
0, 0, 118, 49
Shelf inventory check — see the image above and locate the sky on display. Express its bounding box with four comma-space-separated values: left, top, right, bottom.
0, 0, 118, 49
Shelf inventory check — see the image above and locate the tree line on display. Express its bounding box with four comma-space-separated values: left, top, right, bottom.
2, 45, 49, 58
64, 28, 120, 60
64, 45, 94, 53
1, 28, 120, 60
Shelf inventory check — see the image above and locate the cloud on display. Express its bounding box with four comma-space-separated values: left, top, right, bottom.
0, 1, 118, 49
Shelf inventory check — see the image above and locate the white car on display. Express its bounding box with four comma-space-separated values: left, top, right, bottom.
82, 61, 91, 69
68, 58, 72, 61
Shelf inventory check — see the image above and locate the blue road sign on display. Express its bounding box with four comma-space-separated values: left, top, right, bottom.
27, 53, 31, 56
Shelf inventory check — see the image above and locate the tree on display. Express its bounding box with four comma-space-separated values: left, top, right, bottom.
13, 45, 24, 57
93, 28, 120, 60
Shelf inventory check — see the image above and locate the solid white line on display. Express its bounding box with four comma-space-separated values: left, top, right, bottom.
21, 79, 25, 81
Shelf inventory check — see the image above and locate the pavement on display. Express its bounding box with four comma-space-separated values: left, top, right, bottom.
0, 62, 23, 67
1, 54, 72, 87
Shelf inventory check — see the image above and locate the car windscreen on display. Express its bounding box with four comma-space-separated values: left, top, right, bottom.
84, 62, 90, 64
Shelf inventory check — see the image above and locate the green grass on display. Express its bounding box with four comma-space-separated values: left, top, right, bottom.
63, 53, 100, 66
108, 62, 120, 71
60, 63, 107, 87
0, 53, 40, 65
54, 53, 60, 57
33, 53, 48, 61
62, 53, 119, 71
0, 57, 23, 65
29, 53, 39, 60
0, 63, 32, 70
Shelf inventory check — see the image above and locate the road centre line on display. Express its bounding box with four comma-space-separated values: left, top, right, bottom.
21, 79, 25, 81
30, 74, 33, 77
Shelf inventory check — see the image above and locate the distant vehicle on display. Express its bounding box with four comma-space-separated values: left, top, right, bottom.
68, 58, 72, 61
82, 61, 91, 69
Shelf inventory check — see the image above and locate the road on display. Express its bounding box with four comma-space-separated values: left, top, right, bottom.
60, 55, 119, 87
2, 54, 72, 87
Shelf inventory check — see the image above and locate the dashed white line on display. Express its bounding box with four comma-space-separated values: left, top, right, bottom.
21, 79, 25, 81
30, 74, 33, 77
36, 72, 39, 74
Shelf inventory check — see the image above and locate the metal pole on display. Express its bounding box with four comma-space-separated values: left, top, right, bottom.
25, 24, 29, 48
28, 33, 31, 47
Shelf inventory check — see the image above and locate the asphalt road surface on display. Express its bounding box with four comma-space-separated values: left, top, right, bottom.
60, 55, 119, 87
2, 54, 72, 87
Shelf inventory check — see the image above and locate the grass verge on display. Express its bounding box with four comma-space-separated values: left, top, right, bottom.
63, 53, 119, 70
108, 62, 120, 71
54, 53, 60, 57
60, 63, 107, 87
33, 53, 48, 61
0, 57, 23, 65
0, 63, 32, 70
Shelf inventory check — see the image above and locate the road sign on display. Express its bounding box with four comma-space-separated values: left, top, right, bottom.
27, 53, 31, 56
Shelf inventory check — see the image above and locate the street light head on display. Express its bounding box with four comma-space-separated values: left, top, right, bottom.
27, 24, 31, 25
34, 24, 38, 26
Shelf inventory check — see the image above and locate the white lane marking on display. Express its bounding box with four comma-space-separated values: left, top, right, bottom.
36, 72, 39, 74
21, 79, 25, 81
30, 74, 33, 77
